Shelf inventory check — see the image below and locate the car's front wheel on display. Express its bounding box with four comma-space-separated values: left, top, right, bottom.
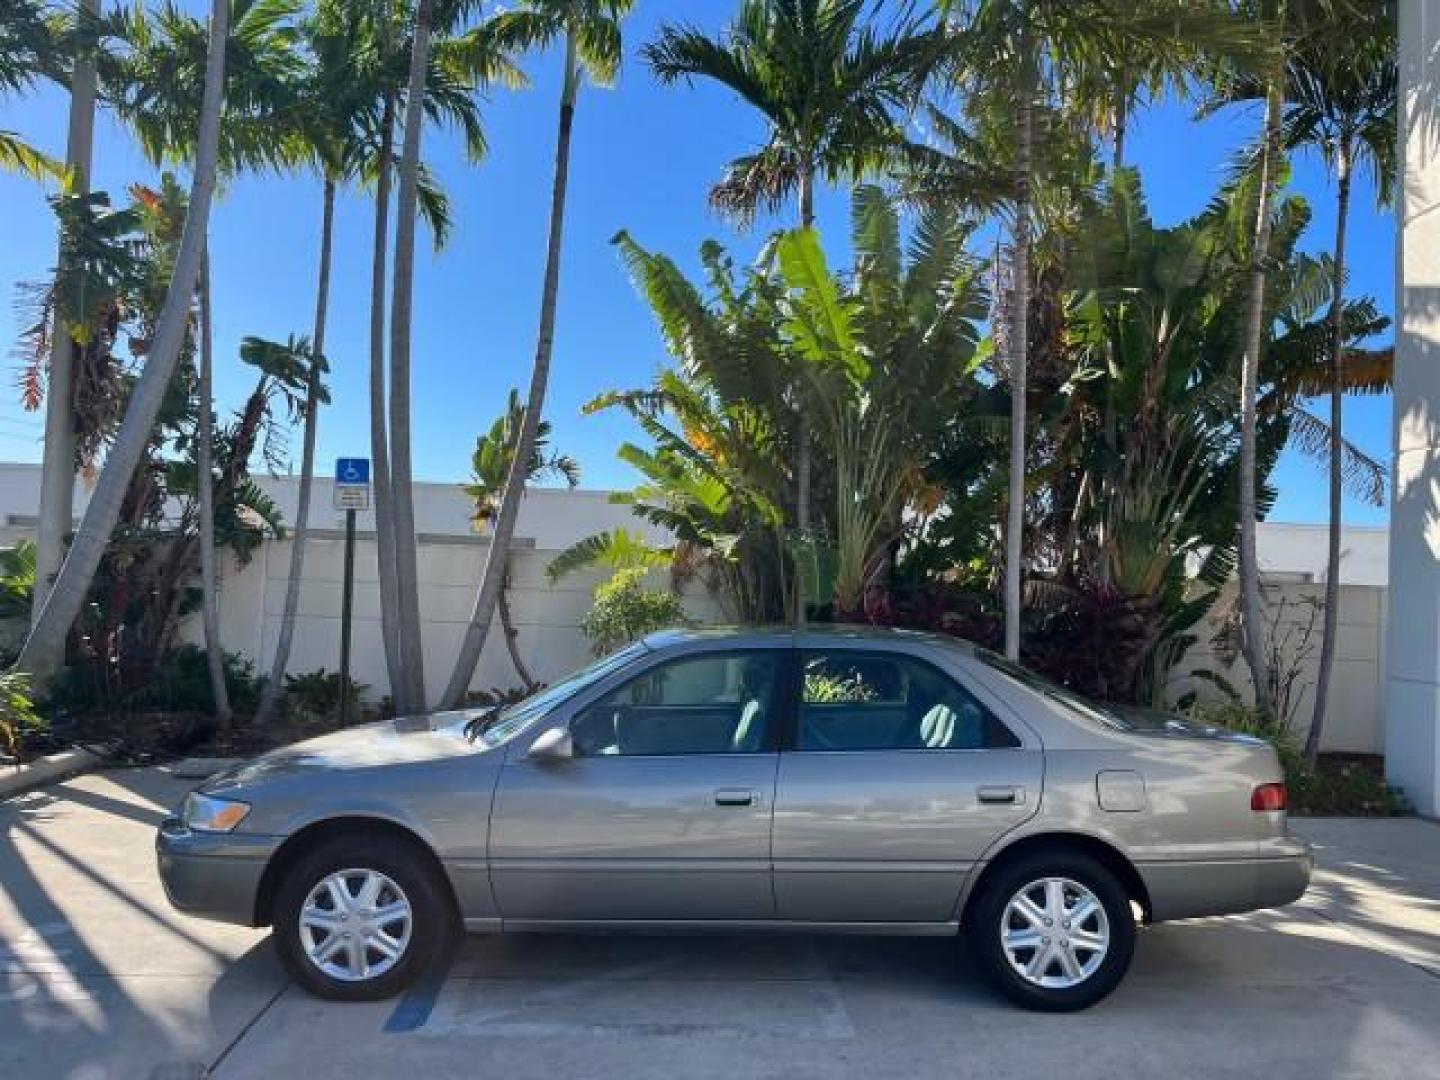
967, 850, 1136, 1011
272, 832, 454, 1000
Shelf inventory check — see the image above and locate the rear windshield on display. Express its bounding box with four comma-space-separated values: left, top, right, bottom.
972, 650, 1132, 731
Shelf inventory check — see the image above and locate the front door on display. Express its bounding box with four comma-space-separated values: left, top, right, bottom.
773, 648, 1041, 923
489, 648, 788, 922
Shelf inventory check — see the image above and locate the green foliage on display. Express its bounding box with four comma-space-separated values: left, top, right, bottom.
0, 540, 36, 621
283, 668, 367, 719
546, 528, 669, 583
589, 187, 986, 621
644, 0, 936, 224
465, 387, 579, 529
0, 671, 44, 759
580, 568, 689, 656
803, 669, 878, 704
50, 645, 263, 717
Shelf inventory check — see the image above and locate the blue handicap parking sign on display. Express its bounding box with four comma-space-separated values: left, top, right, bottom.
336, 458, 370, 485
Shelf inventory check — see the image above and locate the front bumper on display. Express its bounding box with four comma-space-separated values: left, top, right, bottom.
1138, 838, 1314, 922
156, 816, 282, 926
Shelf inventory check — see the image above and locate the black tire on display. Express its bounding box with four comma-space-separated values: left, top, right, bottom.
966, 849, 1136, 1012
272, 831, 456, 1001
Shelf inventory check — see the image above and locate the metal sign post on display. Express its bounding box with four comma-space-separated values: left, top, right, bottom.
333, 458, 371, 725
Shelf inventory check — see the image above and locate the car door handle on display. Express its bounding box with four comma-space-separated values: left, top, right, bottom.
977, 785, 1025, 805
714, 788, 759, 807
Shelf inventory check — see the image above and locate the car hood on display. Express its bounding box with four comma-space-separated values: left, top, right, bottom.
204, 712, 487, 792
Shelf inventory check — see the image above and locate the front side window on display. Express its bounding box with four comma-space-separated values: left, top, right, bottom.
571, 651, 784, 757
475, 642, 647, 747
798, 650, 1019, 752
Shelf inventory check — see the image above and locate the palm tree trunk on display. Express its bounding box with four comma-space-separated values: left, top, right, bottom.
794, 165, 815, 626
196, 243, 231, 726
1306, 137, 1353, 763
255, 178, 335, 726
388, 0, 436, 713
33, 0, 99, 626
1236, 67, 1284, 720
1004, 46, 1035, 662
370, 91, 405, 704
1112, 81, 1129, 169
440, 34, 580, 709
498, 581, 536, 691
16, 0, 230, 680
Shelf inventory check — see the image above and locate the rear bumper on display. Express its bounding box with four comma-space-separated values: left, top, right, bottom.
1138, 840, 1313, 922
156, 817, 281, 926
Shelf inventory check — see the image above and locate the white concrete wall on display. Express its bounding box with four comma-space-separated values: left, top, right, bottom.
193, 533, 724, 705
1168, 581, 1387, 755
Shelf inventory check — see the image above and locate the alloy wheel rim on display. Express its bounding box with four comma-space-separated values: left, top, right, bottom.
1000, 876, 1110, 990
298, 869, 413, 983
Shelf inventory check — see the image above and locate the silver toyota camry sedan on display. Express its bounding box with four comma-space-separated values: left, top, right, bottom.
156, 626, 1311, 1011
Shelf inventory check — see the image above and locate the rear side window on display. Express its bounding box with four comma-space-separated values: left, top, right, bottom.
798, 651, 1020, 752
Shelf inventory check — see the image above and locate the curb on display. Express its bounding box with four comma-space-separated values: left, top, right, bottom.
171, 756, 242, 780
0, 747, 106, 801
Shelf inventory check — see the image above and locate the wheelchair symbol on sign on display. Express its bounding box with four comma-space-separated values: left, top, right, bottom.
335, 458, 370, 486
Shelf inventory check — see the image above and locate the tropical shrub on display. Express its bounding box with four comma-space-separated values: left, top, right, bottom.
50, 644, 264, 718
560, 187, 987, 621
0, 671, 44, 760
283, 668, 367, 720
581, 569, 689, 656
0, 540, 36, 620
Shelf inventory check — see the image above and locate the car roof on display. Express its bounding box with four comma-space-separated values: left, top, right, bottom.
641, 624, 979, 654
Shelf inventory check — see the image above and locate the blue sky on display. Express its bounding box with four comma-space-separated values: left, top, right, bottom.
0, 1, 1395, 526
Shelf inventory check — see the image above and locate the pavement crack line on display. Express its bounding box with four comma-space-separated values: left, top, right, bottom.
204, 979, 291, 1077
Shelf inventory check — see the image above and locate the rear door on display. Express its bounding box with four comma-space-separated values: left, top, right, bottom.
489, 646, 788, 922
772, 646, 1041, 923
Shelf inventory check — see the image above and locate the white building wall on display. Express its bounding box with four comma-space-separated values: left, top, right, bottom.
1168, 581, 1387, 755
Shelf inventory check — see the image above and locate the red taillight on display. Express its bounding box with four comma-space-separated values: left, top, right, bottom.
1251, 782, 1287, 812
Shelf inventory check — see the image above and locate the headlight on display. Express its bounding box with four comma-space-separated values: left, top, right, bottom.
182, 792, 251, 833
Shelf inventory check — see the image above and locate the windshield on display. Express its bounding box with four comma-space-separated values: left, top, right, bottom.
973, 649, 1131, 731
474, 642, 648, 747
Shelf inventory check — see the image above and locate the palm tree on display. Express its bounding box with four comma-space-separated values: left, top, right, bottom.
259, 0, 398, 725
102, 0, 301, 716
644, 0, 936, 622
936, 0, 1254, 661
1280, 8, 1395, 761
438, 0, 634, 710
381, 0, 520, 713
16, 0, 231, 679
464, 389, 579, 690
1234, 0, 1287, 719
26, 0, 92, 640
387, 0, 439, 714
196, 246, 230, 724
0, 0, 65, 180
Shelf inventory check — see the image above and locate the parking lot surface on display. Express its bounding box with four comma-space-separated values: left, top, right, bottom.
3, 767, 1438, 1080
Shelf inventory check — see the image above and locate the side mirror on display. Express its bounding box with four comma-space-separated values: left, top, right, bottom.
528, 725, 574, 762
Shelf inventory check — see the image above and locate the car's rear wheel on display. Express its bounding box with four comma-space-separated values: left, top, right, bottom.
273, 832, 454, 1001
967, 850, 1136, 1011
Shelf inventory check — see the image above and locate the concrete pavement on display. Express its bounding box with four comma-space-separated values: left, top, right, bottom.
3, 768, 1438, 1080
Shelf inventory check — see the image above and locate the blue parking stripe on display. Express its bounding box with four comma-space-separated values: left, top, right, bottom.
384, 952, 453, 1033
